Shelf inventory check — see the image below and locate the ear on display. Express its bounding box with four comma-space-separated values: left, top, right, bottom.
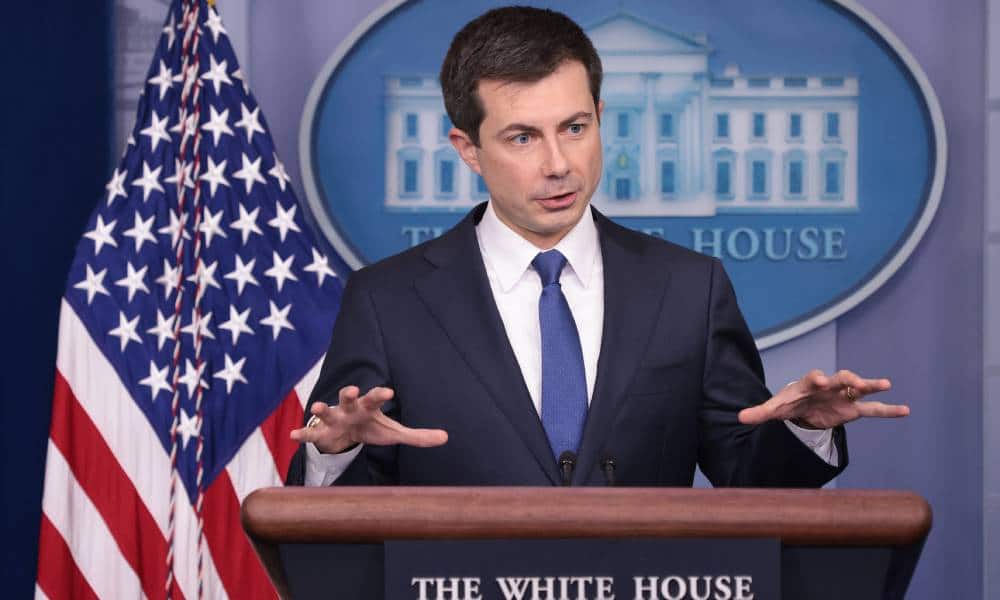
449, 128, 482, 175
597, 99, 604, 122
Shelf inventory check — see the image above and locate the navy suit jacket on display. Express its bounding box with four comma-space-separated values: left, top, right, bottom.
287, 203, 846, 487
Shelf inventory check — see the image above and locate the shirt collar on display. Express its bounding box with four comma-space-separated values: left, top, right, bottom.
476, 200, 600, 293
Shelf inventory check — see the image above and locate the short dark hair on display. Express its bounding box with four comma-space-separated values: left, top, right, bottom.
439, 6, 603, 146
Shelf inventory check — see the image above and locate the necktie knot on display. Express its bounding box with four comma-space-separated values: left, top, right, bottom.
532, 250, 567, 287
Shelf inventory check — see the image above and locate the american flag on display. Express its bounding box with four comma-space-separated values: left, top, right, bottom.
36, 1, 341, 598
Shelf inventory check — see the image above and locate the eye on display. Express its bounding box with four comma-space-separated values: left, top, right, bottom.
511, 133, 532, 145
567, 123, 585, 135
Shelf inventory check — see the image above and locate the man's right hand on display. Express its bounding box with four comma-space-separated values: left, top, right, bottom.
289, 385, 449, 454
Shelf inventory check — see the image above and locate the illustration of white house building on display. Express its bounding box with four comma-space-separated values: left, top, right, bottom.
383, 12, 858, 216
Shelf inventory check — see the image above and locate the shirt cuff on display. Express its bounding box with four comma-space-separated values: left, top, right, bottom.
784, 420, 839, 467
303, 442, 365, 486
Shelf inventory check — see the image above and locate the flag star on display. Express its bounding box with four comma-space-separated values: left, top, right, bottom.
176, 408, 200, 448
105, 167, 128, 206
73, 264, 110, 304
268, 153, 292, 192
230, 203, 262, 245
201, 105, 233, 146
224, 255, 259, 295
181, 310, 216, 341
139, 361, 171, 402
219, 305, 254, 345
178, 359, 209, 399
162, 12, 177, 50
170, 107, 198, 147
232, 68, 249, 93
267, 203, 301, 242
234, 103, 265, 143
114, 261, 150, 302
84, 214, 118, 255
132, 160, 165, 202
123, 211, 157, 253
264, 251, 298, 291
139, 110, 172, 152
200, 156, 230, 198
146, 309, 177, 351
200, 54, 232, 95
203, 8, 227, 43
232, 153, 265, 194
213, 354, 248, 394
260, 300, 295, 340
186, 260, 222, 294
156, 258, 182, 299
158, 210, 191, 248
164, 158, 195, 192
147, 60, 174, 101
197, 207, 228, 248
108, 311, 142, 352
304, 248, 337, 286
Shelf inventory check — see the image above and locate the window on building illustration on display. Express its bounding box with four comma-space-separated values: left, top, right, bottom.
440, 115, 452, 139
661, 161, 676, 196
752, 113, 766, 140
439, 160, 454, 195
825, 112, 840, 140
788, 161, 804, 196
748, 77, 771, 88
751, 161, 767, 197
405, 113, 418, 139
617, 113, 630, 138
715, 161, 731, 198
403, 160, 419, 194
615, 178, 631, 200
822, 77, 845, 88
400, 77, 422, 87
825, 161, 842, 197
784, 77, 808, 88
789, 113, 803, 140
660, 113, 675, 140
715, 113, 730, 140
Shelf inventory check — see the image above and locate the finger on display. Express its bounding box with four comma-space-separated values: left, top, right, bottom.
337, 385, 361, 412
395, 426, 449, 448
829, 371, 892, 397
359, 386, 395, 411
801, 369, 829, 391
855, 401, 910, 419
738, 403, 775, 425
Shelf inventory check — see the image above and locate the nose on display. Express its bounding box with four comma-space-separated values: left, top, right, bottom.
541, 138, 570, 178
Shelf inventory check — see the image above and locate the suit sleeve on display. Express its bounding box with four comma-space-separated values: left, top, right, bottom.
285, 271, 400, 486
696, 258, 847, 487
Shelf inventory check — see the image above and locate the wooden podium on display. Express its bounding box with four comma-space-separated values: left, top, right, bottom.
241, 487, 931, 599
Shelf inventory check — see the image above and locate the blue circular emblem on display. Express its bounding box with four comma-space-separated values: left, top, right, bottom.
300, 0, 946, 348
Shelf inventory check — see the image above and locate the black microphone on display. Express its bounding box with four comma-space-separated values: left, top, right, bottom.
600, 455, 616, 487
558, 451, 577, 486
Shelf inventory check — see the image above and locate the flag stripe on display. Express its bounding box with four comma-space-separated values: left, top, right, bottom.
228, 427, 283, 503
49, 371, 182, 600
203, 470, 278, 599
257, 391, 303, 482
41, 441, 145, 599
36, 515, 99, 600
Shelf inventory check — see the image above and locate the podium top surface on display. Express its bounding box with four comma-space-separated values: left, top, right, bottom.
242, 487, 931, 547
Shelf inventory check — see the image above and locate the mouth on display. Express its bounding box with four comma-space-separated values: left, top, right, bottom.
536, 191, 578, 210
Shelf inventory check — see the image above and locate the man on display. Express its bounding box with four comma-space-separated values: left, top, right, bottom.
287, 7, 906, 487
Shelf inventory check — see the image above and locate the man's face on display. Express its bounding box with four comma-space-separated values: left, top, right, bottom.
450, 61, 604, 249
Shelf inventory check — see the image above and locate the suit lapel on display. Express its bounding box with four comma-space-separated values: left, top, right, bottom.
573, 211, 671, 484
414, 206, 560, 484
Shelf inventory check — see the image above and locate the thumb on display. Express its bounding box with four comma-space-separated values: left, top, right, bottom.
738, 403, 771, 425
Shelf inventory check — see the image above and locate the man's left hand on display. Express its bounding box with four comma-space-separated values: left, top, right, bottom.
738, 369, 909, 429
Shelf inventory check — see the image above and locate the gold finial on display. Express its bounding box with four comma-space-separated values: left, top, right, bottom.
208, 0, 216, 7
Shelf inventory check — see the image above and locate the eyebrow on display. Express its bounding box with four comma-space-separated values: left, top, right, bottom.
495, 111, 595, 138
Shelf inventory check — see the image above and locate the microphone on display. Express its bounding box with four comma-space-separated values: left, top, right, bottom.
600, 455, 616, 487
558, 451, 577, 486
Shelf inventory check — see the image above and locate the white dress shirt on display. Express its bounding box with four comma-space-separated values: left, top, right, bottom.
305, 201, 836, 486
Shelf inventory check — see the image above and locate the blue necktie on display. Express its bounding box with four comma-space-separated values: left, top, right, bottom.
532, 250, 587, 459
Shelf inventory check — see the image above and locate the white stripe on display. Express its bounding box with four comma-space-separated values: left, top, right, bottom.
227, 428, 283, 503
41, 441, 146, 599
174, 481, 229, 600
294, 357, 324, 409
56, 299, 227, 600
35, 582, 51, 600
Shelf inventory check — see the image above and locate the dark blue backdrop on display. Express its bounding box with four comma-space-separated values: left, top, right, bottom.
1, 1, 112, 595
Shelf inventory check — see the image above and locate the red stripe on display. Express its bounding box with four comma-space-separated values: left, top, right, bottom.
48, 372, 185, 600
37, 513, 100, 600
258, 390, 303, 482
203, 470, 277, 599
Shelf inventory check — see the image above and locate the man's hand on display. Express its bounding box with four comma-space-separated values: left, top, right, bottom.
738, 369, 909, 429
289, 385, 448, 454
